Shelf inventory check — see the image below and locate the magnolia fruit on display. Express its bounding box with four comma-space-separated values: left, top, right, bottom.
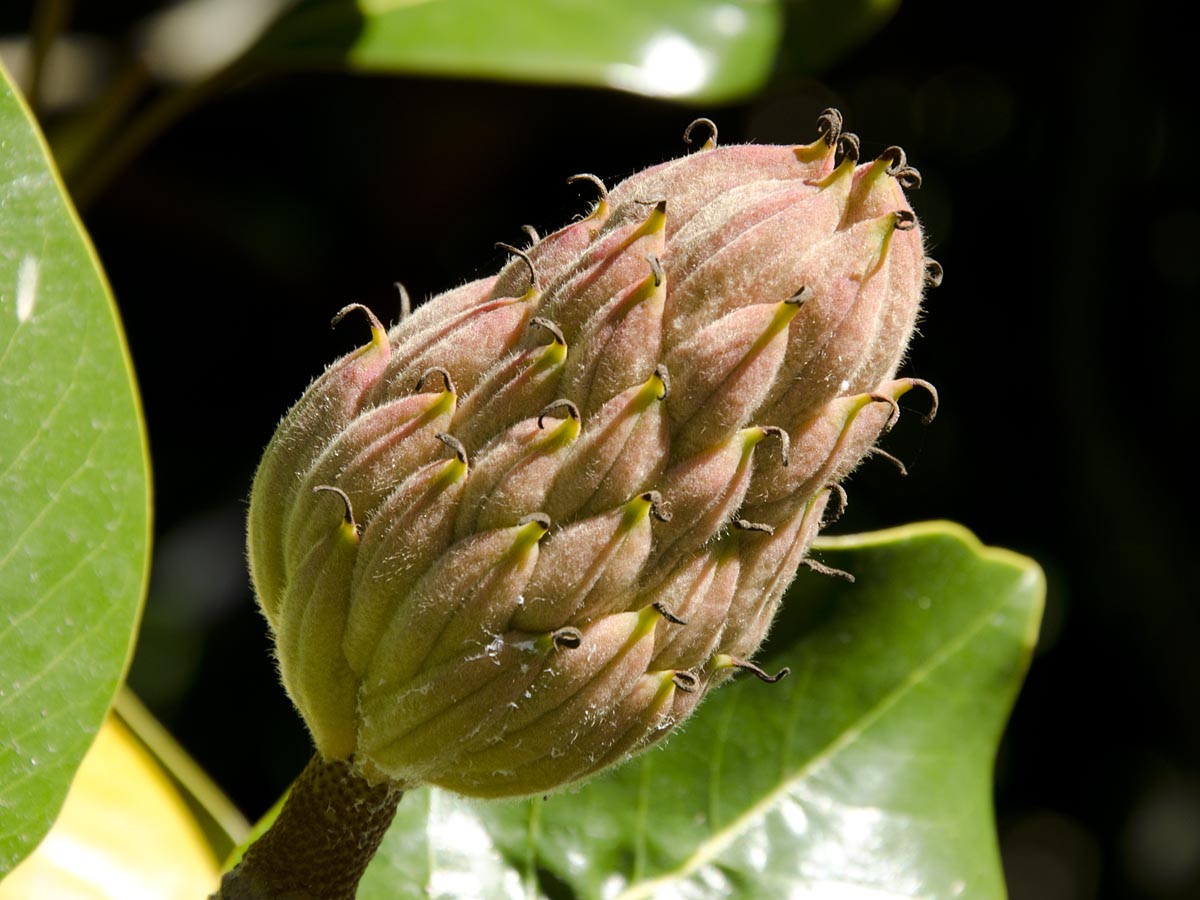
248, 111, 939, 798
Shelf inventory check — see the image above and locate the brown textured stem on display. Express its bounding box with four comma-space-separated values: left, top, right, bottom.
212, 754, 402, 900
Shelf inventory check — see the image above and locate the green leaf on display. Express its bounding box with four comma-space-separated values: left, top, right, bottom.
358, 522, 1043, 899
251, 0, 784, 104
0, 63, 151, 875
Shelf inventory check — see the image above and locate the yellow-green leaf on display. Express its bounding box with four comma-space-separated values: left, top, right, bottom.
0, 715, 219, 899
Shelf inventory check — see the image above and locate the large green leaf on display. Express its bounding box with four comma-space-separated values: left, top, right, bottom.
0, 63, 151, 875
358, 521, 1043, 899
251, 0, 784, 103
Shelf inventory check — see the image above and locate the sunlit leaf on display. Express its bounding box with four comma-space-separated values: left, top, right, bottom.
357, 522, 1043, 899
0, 62, 150, 875
0, 715, 219, 900
252, 0, 784, 103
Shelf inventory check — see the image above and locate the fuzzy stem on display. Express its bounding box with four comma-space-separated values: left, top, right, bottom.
212, 754, 402, 900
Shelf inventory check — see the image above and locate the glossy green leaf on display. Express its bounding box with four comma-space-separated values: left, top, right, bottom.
0, 64, 151, 875
251, 0, 784, 103
358, 521, 1043, 899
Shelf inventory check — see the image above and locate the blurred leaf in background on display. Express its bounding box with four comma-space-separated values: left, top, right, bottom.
249, 0, 783, 103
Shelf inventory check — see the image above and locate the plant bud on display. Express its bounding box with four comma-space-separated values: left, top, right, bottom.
248, 110, 938, 796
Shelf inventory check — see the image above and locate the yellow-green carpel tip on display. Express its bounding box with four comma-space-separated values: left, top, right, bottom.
511, 514, 550, 556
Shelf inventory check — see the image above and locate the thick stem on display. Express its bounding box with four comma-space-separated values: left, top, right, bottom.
212, 754, 402, 900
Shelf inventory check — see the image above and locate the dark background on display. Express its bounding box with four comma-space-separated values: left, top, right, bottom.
6, 1, 1196, 898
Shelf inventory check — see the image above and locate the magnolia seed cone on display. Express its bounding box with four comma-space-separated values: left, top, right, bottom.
248, 111, 940, 798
